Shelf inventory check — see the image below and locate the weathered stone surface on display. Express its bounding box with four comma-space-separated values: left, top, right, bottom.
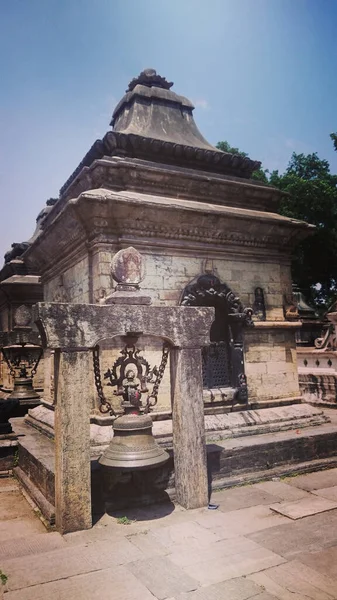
0, 490, 36, 521
199, 504, 289, 538
2, 538, 143, 591
0, 517, 45, 541
212, 486, 282, 512
269, 496, 337, 519
254, 480, 311, 501
34, 303, 214, 350
171, 348, 208, 509
4, 565, 155, 600
285, 467, 337, 491
111, 246, 145, 285
174, 577, 265, 600
249, 560, 337, 600
0, 532, 65, 561
167, 535, 265, 569
248, 509, 337, 559
297, 546, 337, 579
312, 485, 337, 501
126, 556, 198, 599
54, 350, 92, 533
151, 521, 220, 550
179, 545, 285, 586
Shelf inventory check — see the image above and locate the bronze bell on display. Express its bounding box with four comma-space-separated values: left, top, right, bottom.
96, 342, 170, 471
99, 413, 169, 470
8, 371, 41, 403
1, 342, 42, 407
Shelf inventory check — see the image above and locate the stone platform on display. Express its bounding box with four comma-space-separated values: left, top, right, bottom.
25, 401, 329, 456
11, 407, 337, 526
3, 467, 337, 598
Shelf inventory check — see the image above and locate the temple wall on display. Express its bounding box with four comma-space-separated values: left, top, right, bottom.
44, 255, 90, 303
245, 328, 299, 401
40, 246, 298, 406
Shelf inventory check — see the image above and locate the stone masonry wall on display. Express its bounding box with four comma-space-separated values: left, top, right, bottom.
42, 248, 298, 404
244, 328, 300, 401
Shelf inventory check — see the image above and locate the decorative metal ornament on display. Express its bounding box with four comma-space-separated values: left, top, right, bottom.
2, 343, 42, 403
0, 330, 42, 407
94, 340, 170, 470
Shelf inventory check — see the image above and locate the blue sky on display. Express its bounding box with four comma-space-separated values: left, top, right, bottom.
1, 0, 337, 261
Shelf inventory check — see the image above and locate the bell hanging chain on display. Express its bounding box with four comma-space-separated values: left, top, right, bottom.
1, 348, 15, 377
31, 347, 43, 377
145, 344, 170, 413
93, 346, 116, 416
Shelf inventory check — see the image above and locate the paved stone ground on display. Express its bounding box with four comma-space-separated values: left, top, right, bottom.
2, 469, 337, 599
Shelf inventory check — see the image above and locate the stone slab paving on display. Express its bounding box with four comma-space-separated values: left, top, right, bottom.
248, 509, 337, 559
176, 546, 285, 587
0, 490, 36, 521
312, 485, 337, 501
195, 504, 290, 538
172, 577, 273, 600
269, 496, 337, 519
296, 546, 337, 579
3, 468, 337, 598
249, 565, 337, 600
1, 538, 143, 591
285, 467, 337, 491
127, 556, 199, 599
4, 566, 156, 600
254, 480, 312, 501
0, 516, 45, 541
211, 486, 282, 512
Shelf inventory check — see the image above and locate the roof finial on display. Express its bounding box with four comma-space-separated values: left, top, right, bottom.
127, 68, 173, 92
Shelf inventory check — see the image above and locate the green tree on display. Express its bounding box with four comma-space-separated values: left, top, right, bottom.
216, 141, 269, 183
217, 140, 337, 307
270, 153, 337, 306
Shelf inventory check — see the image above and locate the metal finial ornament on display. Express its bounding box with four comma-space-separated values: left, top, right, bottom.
0, 330, 42, 410
93, 340, 170, 470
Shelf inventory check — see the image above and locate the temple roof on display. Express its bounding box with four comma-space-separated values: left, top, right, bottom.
60, 69, 261, 196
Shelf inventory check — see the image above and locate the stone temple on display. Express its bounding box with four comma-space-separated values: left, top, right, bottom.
1, 69, 334, 531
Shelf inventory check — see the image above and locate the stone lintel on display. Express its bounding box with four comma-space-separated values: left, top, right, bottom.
34, 303, 214, 350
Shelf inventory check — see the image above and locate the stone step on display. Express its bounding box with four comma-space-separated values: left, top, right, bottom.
12, 411, 337, 523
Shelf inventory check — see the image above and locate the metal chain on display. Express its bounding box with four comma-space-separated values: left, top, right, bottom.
1, 348, 15, 377
92, 346, 116, 416
145, 344, 170, 413
31, 348, 43, 377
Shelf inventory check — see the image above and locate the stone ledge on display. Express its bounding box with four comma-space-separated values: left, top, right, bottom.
14, 466, 55, 526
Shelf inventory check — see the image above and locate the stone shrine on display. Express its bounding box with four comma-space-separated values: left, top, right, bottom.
3, 69, 336, 530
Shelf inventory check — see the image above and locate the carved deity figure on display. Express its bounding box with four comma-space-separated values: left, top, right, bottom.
122, 369, 142, 407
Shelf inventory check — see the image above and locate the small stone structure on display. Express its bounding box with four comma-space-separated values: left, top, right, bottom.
3, 68, 332, 527
299, 310, 337, 405
20, 68, 314, 420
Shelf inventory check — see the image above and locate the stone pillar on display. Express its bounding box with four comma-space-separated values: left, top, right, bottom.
54, 349, 92, 533
171, 347, 208, 509
42, 349, 55, 405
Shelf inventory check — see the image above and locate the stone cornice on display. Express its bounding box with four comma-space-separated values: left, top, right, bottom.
59, 131, 262, 199
24, 188, 314, 276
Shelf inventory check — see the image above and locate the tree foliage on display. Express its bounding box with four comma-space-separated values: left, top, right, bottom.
270, 153, 337, 306
216, 140, 337, 307
330, 132, 337, 152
